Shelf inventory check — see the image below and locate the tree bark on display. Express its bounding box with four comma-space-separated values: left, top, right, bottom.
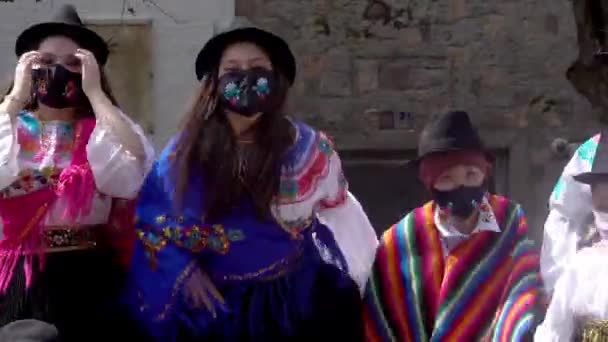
567, 0, 608, 121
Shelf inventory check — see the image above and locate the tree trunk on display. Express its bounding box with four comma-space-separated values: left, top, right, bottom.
567, 0, 608, 121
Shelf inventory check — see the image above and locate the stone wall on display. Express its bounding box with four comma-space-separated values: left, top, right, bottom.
0, 0, 603, 237
238, 0, 602, 238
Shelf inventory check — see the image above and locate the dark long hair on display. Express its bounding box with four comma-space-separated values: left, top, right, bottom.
172, 69, 295, 221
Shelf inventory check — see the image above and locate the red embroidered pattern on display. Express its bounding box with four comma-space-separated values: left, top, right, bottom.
277, 131, 336, 204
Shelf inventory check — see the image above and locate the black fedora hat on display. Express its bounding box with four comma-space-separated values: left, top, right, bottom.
574, 131, 608, 184
15, 4, 109, 66
195, 19, 296, 84
414, 110, 492, 163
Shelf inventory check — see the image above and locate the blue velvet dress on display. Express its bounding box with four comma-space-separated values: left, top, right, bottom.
124, 122, 364, 341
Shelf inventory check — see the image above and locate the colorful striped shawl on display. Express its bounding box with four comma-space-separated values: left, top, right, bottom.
363, 195, 541, 342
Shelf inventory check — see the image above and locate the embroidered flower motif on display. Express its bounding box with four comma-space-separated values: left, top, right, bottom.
38, 79, 48, 95
223, 81, 240, 104
21, 119, 75, 164
155, 215, 167, 224
187, 228, 202, 241
318, 138, 332, 155
227, 229, 245, 241
56, 126, 74, 156
17, 122, 40, 155
146, 231, 163, 245
64, 81, 77, 99
253, 77, 270, 98
49, 172, 60, 183
207, 236, 222, 250
277, 216, 314, 237
20, 173, 33, 192
276, 129, 335, 207
137, 216, 246, 267
280, 180, 299, 197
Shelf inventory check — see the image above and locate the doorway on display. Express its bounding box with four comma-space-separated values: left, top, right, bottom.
341, 149, 509, 235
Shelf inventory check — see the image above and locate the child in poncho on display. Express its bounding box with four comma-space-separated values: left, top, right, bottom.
363, 111, 543, 341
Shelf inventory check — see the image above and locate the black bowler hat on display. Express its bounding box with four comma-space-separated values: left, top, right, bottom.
15, 4, 109, 66
415, 110, 493, 162
195, 18, 296, 84
574, 131, 608, 184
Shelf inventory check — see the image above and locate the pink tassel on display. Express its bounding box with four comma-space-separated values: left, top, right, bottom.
0, 199, 48, 294
0, 253, 40, 294
23, 232, 43, 289
0, 250, 19, 293
55, 164, 95, 220
53, 118, 97, 221
0, 219, 45, 294
23, 254, 33, 289
0, 118, 97, 294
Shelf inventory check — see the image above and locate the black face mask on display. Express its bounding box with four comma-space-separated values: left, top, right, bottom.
217, 67, 278, 117
432, 185, 486, 218
32, 64, 88, 109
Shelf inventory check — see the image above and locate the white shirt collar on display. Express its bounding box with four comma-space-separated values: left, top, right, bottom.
434, 196, 501, 240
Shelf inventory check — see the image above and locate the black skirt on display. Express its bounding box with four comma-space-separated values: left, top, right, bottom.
0, 248, 149, 342
172, 235, 365, 342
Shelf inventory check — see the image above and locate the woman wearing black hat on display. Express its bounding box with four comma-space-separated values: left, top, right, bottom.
123, 19, 378, 341
362, 111, 543, 341
0, 4, 153, 341
536, 131, 608, 341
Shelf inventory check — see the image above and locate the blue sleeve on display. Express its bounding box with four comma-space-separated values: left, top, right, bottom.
125, 149, 215, 340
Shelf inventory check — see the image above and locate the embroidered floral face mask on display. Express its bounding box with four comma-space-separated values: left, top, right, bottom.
32, 64, 87, 109
217, 67, 276, 117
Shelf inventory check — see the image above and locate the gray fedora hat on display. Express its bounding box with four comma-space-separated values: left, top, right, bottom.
0, 320, 60, 342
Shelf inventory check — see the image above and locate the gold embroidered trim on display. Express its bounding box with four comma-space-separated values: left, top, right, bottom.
139, 259, 197, 322
271, 206, 311, 240
218, 246, 304, 282
43, 225, 103, 250
137, 220, 245, 270
138, 247, 305, 322
579, 319, 608, 341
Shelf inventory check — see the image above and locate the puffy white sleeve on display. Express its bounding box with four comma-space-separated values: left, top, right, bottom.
534, 262, 576, 342
86, 110, 155, 199
540, 135, 595, 296
317, 150, 379, 293
0, 112, 20, 191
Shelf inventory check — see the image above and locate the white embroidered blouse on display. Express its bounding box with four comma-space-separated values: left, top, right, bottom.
267, 120, 379, 290
0, 110, 154, 232
535, 241, 608, 341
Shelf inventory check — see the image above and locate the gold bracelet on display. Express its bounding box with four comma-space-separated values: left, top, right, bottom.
4, 94, 27, 106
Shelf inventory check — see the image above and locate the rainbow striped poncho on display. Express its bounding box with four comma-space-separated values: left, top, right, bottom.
363, 195, 542, 341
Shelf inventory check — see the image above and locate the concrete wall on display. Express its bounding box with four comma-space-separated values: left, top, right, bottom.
238, 0, 603, 238
0, 0, 235, 149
